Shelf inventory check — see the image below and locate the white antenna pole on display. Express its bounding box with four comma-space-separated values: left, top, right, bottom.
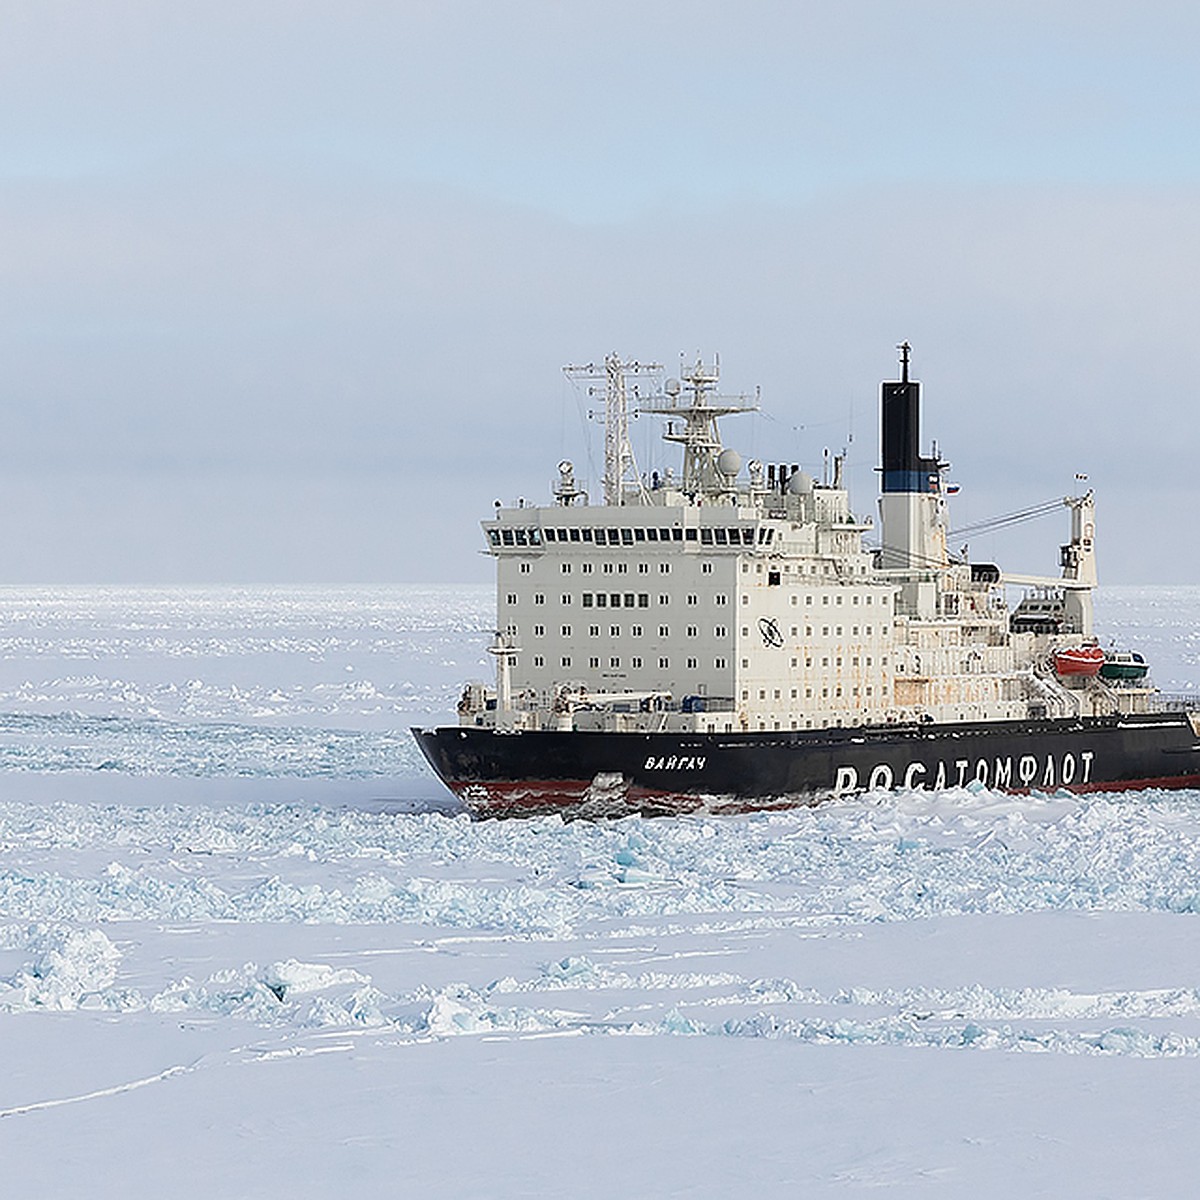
564, 355, 661, 505
604, 353, 627, 506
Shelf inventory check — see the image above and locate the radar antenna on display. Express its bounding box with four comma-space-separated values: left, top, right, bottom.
640, 357, 758, 499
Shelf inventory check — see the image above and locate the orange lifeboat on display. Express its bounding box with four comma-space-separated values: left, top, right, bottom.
1053, 644, 1105, 678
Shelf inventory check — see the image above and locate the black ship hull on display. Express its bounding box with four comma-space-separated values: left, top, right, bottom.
413, 711, 1200, 817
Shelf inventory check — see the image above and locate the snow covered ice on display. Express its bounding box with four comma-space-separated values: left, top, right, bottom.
1, 586, 1200, 1196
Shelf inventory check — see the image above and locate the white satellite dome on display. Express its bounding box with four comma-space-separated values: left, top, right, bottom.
716, 448, 742, 478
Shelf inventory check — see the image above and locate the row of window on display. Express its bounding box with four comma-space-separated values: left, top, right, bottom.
782, 592, 888, 607
522, 562, 670, 575
491, 526, 774, 548
527, 624, 731, 639
525, 655, 728, 671
744, 624, 887, 639
741, 684, 890, 701
744, 654, 887, 669
505, 592, 730, 608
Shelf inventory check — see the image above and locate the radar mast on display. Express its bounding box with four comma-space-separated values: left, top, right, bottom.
640, 358, 758, 499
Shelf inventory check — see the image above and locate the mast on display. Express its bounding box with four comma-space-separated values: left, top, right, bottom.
564, 354, 661, 505
640, 358, 758, 500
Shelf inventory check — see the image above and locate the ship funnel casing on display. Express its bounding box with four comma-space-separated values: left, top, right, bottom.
881, 380, 923, 492
878, 365, 949, 576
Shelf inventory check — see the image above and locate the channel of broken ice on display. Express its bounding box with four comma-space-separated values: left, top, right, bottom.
4, 783, 1200, 1059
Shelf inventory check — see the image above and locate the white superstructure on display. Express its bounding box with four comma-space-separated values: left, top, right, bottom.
459, 350, 1147, 736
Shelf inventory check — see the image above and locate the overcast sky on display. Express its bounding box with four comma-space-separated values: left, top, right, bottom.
2, 1, 1198, 583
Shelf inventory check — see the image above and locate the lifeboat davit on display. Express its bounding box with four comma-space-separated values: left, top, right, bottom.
1053, 644, 1106, 678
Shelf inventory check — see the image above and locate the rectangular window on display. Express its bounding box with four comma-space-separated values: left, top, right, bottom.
502, 530, 514, 546
633, 528, 645, 542
561, 625, 571, 637
610, 593, 621, 607
515, 529, 528, 546
596, 594, 607, 607
686, 625, 698, 637
533, 625, 545, 637
687, 594, 698, 606
631, 625, 643, 637
506, 593, 518, 605
659, 594, 669, 605
659, 625, 669, 637
658, 657, 669, 669
631, 656, 643, 668
561, 563, 571, 573
589, 625, 600, 636
561, 594, 572, 605
700, 528, 713, 545
534, 594, 545, 605
533, 655, 544, 667
610, 657, 620, 668
589, 657, 600, 668
620, 529, 633, 545
687, 657, 698, 669
582, 593, 593, 607
624, 593, 635, 607
561, 656, 572, 668
685, 529, 698, 542
610, 625, 620, 637
715, 657, 727, 669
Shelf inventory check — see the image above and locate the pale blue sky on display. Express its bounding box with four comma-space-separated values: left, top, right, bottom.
1, 1, 1198, 580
